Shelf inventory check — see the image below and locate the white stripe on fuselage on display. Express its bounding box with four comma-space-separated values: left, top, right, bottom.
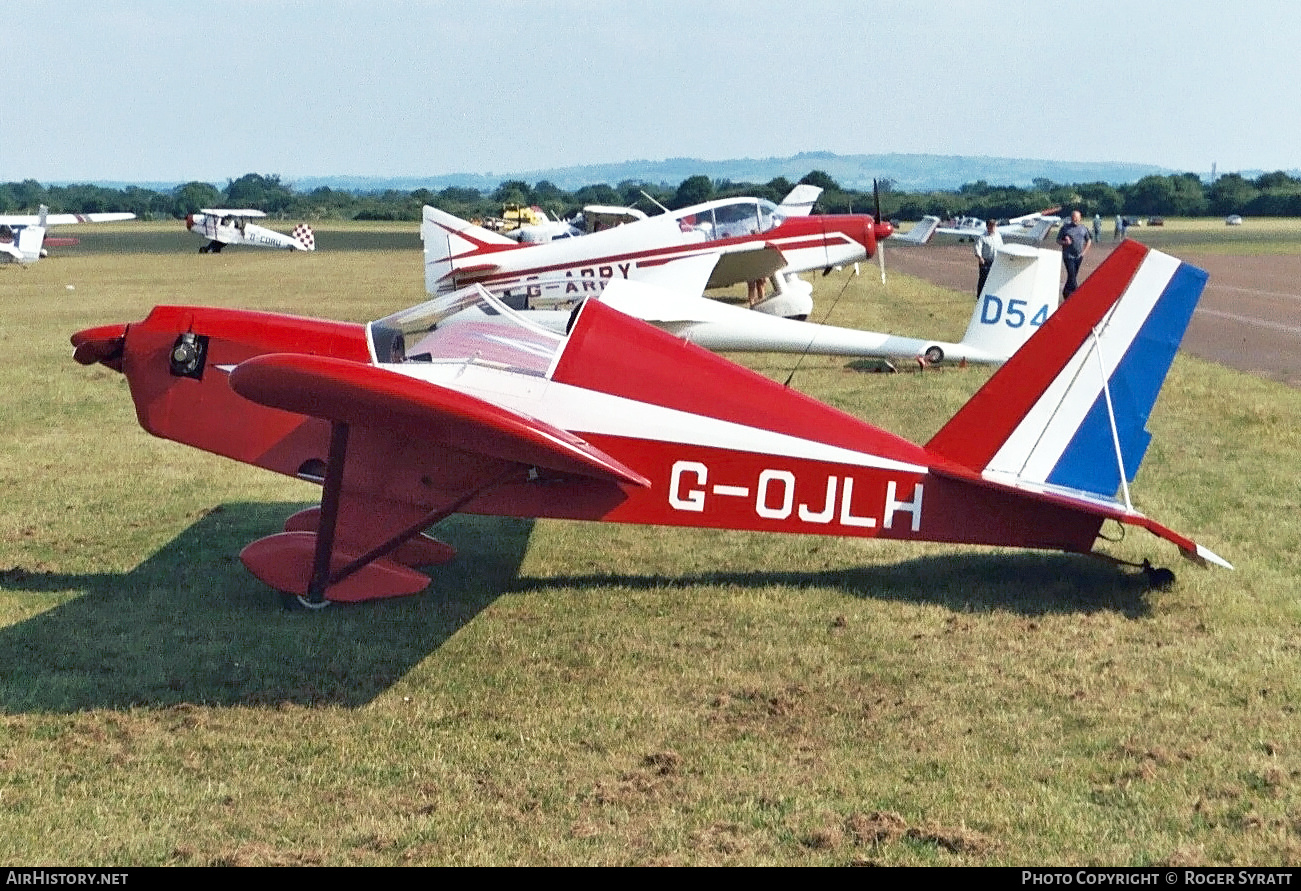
445, 230, 859, 291
984, 251, 1178, 482
384, 360, 926, 474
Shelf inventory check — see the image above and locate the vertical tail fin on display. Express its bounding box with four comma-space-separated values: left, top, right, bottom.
778, 184, 823, 216
891, 215, 940, 245
956, 244, 1061, 361
927, 241, 1207, 500
421, 205, 517, 295
16, 225, 46, 263
1020, 216, 1058, 243
292, 223, 315, 251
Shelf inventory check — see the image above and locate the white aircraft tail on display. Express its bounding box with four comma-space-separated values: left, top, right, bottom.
892, 215, 940, 245
778, 185, 823, 216
422, 205, 517, 295
1019, 216, 1058, 243
948, 244, 1060, 362
16, 225, 46, 263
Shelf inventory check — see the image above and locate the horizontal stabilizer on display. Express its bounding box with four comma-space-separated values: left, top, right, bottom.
229, 353, 651, 487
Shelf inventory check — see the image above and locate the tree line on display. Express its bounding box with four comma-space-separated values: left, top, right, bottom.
4, 168, 1300, 223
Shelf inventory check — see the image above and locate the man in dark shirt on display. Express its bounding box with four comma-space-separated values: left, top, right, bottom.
1056, 209, 1093, 299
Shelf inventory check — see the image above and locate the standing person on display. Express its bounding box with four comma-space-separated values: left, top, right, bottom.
1114, 214, 1123, 241
974, 218, 1002, 297
1057, 209, 1093, 299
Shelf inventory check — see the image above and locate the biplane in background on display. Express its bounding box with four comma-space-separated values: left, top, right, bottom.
186, 209, 315, 253
71, 240, 1228, 608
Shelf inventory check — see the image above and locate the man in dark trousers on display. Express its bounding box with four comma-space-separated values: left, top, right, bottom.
974, 218, 1002, 296
1056, 209, 1093, 299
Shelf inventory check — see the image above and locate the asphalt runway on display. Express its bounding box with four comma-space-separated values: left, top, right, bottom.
886, 240, 1301, 389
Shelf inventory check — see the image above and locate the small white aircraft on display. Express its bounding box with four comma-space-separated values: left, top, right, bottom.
423, 185, 889, 320
509, 205, 650, 244
894, 207, 1062, 246
185, 209, 315, 253
0, 205, 136, 265
445, 242, 1061, 367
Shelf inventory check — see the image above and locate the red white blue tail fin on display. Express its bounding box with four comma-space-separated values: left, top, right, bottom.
928, 241, 1206, 502
927, 240, 1228, 568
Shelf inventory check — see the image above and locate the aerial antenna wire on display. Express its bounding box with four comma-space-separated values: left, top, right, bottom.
782, 270, 857, 388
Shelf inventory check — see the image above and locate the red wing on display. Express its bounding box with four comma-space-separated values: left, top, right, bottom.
228, 353, 650, 488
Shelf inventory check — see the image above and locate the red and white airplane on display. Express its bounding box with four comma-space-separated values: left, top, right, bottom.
185, 209, 315, 254
71, 239, 1227, 607
423, 186, 893, 320
0, 205, 136, 264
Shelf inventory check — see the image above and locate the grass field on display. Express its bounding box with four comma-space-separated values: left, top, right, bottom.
0, 222, 1298, 865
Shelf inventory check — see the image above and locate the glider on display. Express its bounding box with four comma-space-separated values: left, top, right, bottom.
72, 240, 1228, 607
463, 242, 1062, 366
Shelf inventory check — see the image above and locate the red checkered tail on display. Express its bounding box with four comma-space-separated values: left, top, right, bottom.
292, 223, 315, 251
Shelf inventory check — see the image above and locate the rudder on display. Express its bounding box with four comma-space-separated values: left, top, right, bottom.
927, 241, 1207, 500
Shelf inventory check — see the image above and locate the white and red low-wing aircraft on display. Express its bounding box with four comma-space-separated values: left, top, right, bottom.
0, 205, 136, 264
71, 239, 1227, 607
468, 242, 1061, 366
185, 209, 315, 253
423, 184, 891, 320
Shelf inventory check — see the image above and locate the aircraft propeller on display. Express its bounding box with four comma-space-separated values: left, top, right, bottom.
872, 178, 891, 284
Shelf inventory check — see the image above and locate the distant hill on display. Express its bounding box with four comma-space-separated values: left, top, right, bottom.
58, 152, 1246, 196
288, 152, 1182, 194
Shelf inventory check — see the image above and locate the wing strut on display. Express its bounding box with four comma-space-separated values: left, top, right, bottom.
303, 420, 524, 605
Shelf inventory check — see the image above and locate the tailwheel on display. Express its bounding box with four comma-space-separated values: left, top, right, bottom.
1091, 551, 1177, 590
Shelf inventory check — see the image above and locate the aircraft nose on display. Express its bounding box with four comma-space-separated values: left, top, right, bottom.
71, 324, 128, 372
874, 218, 894, 243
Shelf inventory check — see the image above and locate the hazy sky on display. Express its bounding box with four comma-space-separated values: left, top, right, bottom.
6, 1, 1298, 183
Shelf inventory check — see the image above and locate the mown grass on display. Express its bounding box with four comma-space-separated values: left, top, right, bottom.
0, 224, 1297, 865
1124, 216, 1301, 255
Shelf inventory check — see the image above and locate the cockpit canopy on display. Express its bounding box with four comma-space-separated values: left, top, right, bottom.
672, 198, 788, 241
367, 284, 567, 378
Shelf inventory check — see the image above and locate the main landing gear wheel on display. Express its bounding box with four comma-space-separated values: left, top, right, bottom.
280, 593, 332, 611
924, 346, 945, 365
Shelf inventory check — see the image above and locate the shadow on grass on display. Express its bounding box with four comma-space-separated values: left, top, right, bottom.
511, 551, 1155, 618
0, 503, 534, 713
